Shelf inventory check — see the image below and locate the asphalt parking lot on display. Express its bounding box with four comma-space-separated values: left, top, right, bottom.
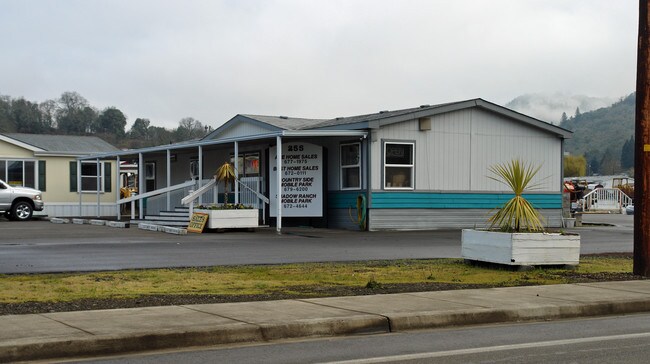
0, 213, 634, 274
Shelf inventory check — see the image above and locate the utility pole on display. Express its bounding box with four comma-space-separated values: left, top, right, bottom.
634, 0, 650, 276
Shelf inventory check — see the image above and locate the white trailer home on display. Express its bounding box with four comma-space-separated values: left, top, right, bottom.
80, 98, 571, 231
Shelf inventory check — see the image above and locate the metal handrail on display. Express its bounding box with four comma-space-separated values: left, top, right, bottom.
181, 179, 216, 206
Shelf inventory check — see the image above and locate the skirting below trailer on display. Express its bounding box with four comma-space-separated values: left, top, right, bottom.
37, 203, 118, 218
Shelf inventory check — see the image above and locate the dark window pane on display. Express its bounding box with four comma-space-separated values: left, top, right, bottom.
7, 161, 23, 186
385, 167, 412, 188
81, 163, 98, 176
341, 144, 360, 166
385, 144, 412, 165
0, 161, 5, 181
81, 176, 99, 191
342, 167, 360, 189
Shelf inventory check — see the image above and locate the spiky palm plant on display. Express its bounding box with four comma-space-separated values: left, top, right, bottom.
214, 161, 236, 204
487, 159, 545, 232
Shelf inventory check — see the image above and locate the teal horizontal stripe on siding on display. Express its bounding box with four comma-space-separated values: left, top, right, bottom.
370, 192, 561, 209
329, 191, 367, 209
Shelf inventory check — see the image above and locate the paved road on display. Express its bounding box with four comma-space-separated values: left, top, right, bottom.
71, 313, 650, 363
0, 214, 633, 274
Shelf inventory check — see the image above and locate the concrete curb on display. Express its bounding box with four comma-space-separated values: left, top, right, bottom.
0, 315, 388, 363
0, 325, 262, 363
385, 299, 650, 331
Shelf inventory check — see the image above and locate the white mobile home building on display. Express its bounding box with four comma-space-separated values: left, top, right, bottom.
80, 98, 571, 231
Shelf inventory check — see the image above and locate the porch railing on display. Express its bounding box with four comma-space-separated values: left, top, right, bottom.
117, 180, 196, 219
181, 179, 218, 217
180, 177, 269, 224
583, 188, 633, 212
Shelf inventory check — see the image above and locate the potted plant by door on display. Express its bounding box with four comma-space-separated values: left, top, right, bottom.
195, 161, 259, 229
461, 159, 580, 267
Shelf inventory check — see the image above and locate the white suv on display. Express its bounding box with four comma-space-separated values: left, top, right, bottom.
0, 179, 44, 221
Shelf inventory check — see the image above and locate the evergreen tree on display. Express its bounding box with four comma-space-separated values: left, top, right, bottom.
560, 112, 568, 124
620, 136, 635, 169
599, 147, 621, 175
96, 107, 127, 136
575, 107, 581, 118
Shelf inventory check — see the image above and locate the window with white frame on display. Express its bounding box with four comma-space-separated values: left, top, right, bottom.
81, 161, 104, 192
0, 159, 37, 188
69, 161, 109, 193
340, 142, 361, 190
384, 142, 414, 189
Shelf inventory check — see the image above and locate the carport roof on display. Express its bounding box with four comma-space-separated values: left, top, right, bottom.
77, 129, 367, 160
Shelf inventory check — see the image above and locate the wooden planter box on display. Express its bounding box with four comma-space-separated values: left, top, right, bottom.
195, 209, 259, 229
461, 229, 580, 266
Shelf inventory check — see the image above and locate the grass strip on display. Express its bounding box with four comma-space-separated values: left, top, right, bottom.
0, 256, 634, 304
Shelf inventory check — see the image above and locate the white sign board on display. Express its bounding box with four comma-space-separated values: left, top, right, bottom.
270, 142, 323, 217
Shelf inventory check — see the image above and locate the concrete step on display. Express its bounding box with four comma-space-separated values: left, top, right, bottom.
130, 219, 189, 227
159, 211, 189, 217
145, 215, 190, 221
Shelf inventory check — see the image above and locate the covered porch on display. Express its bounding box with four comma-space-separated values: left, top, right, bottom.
77, 130, 368, 232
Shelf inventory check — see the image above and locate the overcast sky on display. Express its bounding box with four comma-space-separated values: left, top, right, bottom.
0, 0, 639, 129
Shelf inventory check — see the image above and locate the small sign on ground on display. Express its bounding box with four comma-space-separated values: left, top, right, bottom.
187, 212, 209, 233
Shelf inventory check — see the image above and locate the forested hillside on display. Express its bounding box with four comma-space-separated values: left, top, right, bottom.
560, 93, 635, 175
0, 91, 212, 149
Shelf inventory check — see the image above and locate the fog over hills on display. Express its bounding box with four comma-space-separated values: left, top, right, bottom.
505, 93, 617, 124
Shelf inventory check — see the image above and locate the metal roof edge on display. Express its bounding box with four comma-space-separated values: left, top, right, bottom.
77, 132, 285, 160
0, 134, 46, 152
203, 115, 283, 140
281, 130, 368, 137
474, 99, 573, 139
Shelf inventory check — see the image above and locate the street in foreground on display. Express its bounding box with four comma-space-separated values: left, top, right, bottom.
65, 313, 650, 364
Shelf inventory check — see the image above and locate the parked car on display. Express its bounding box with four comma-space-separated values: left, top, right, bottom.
0, 179, 44, 221
626, 205, 634, 215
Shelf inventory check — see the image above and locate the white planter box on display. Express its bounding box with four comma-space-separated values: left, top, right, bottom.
461, 229, 580, 266
195, 209, 259, 229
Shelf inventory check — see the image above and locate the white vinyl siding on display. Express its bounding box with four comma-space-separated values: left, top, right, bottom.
370, 108, 561, 193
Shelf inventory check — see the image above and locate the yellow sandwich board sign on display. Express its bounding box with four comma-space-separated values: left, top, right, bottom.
187, 212, 209, 233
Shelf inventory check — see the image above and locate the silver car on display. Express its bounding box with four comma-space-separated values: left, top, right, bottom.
0, 179, 44, 221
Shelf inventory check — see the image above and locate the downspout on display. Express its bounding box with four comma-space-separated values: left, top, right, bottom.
276, 135, 282, 233
365, 132, 371, 231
